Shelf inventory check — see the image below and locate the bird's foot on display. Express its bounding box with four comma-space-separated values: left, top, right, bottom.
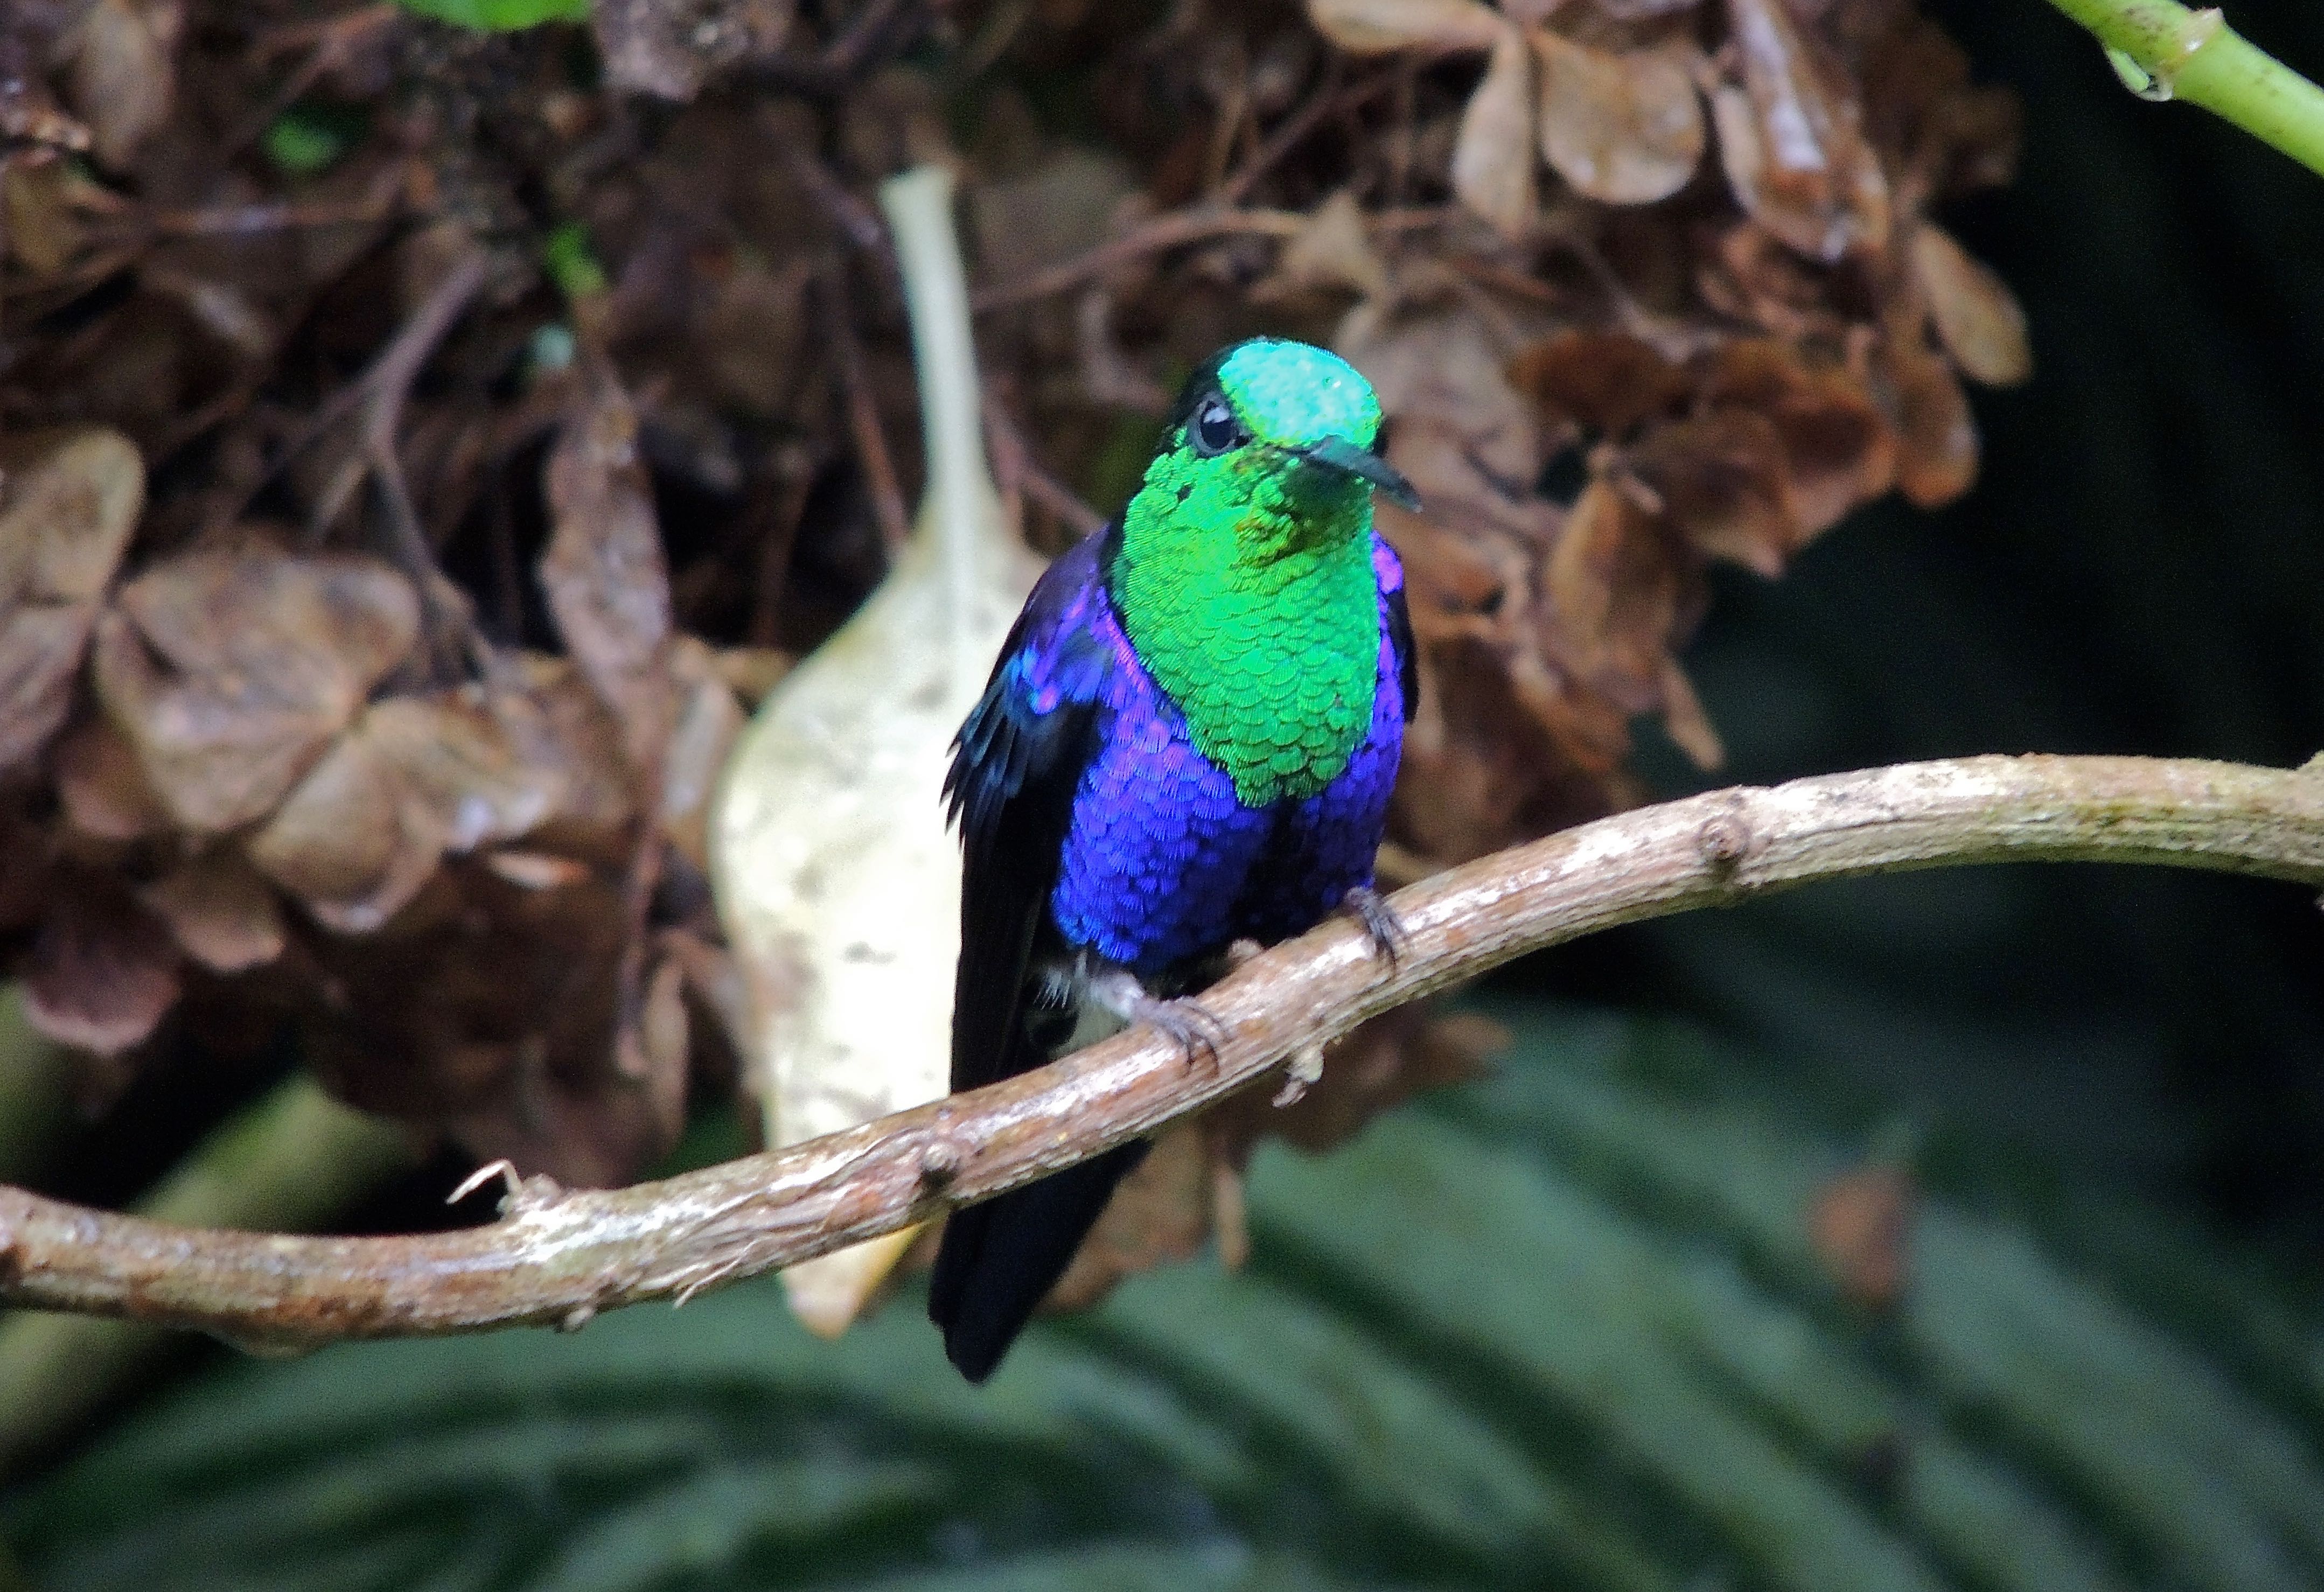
1089, 970, 1230, 1072
1341, 885, 1409, 965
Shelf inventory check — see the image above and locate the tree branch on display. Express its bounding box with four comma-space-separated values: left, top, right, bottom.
3, 753, 2321, 1346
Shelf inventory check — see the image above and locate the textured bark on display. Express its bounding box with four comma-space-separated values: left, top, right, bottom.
2, 753, 2320, 1346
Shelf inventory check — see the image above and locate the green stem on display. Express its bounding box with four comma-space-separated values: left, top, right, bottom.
2046, 0, 2324, 177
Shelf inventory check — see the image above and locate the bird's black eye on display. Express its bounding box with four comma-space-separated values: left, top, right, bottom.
1189, 394, 1246, 457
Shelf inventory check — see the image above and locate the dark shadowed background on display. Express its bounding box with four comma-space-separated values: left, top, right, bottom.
1577, 0, 2324, 1249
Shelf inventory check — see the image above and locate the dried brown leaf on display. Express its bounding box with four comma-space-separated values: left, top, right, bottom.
1305, 0, 1504, 54
141, 851, 287, 974
1699, 339, 1897, 537
661, 637, 745, 872
0, 607, 95, 775
711, 647, 793, 706
22, 876, 180, 1056
1626, 409, 1796, 574
1397, 624, 1632, 858
483, 850, 596, 890
0, 37, 92, 151
1276, 189, 1392, 302
1714, 0, 1889, 261
53, 713, 169, 841
695, 253, 814, 417
244, 710, 448, 934
1861, 15, 2018, 196
1453, 26, 1538, 239
2, 162, 89, 280
67, 0, 181, 171
1911, 224, 2032, 387
94, 548, 418, 833
443, 1060, 676, 1189
363, 695, 564, 855
1543, 476, 1695, 712
629, 948, 692, 1147
1341, 301, 1543, 486
1658, 652, 1725, 770
970, 150, 1141, 296
1341, 304, 1661, 855
302, 859, 678, 1185
544, 369, 676, 773
1533, 31, 1704, 205
519, 659, 642, 862
1508, 329, 1690, 437
0, 428, 145, 771
1697, 219, 1842, 339
1807, 1161, 1914, 1310
592, 0, 794, 101
0, 431, 145, 605
1882, 327, 1979, 508
1220, 1005, 1506, 1156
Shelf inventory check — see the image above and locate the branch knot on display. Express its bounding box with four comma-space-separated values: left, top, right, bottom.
1696, 799, 1756, 874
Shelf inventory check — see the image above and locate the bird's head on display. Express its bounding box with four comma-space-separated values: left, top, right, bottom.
1125, 340, 1416, 567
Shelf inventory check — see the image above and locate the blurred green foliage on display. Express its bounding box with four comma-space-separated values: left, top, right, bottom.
8, 999, 2318, 1590
391, 0, 590, 32
542, 223, 611, 303
261, 106, 366, 176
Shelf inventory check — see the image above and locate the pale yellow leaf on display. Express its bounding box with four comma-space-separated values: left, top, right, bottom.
1452, 26, 1537, 239
710, 167, 1043, 1335
67, 0, 180, 171
1306, 0, 1503, 55
1911, 224, 2033, 387
1534, 31, 1704, 205
1278, 188, 1392, 301
1714, 0, 1889, 261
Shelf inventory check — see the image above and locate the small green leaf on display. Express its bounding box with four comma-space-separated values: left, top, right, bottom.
263, 106, 366, 176
392, 0, 590, 32
541, 222, 609, 304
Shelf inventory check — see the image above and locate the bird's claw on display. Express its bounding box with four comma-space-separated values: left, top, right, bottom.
1090, 970, 1230, 1073
1342, 885, 1409, 965
1152, 999, 1231, 1072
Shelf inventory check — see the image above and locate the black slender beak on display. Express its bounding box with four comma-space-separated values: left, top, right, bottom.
1301, 435, 1420, 512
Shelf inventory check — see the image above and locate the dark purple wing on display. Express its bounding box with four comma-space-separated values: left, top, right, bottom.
1375, 531, 1418, 724
940, 525, 1117, 1098
933, 525, 1140, 1382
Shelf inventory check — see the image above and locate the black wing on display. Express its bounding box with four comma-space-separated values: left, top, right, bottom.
939, 529, 1115, 1099
931, 527, 1144, 1382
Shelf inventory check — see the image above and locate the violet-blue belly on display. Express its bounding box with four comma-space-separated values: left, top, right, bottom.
1048, 623, 1404, 975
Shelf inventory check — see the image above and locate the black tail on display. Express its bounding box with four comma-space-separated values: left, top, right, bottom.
928, 1140, 1149, 1382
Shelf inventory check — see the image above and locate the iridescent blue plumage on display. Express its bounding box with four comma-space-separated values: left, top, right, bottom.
931, 343, 1416, 1382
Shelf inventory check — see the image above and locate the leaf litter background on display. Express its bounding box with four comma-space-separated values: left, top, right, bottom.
0, 0, 2320, 1584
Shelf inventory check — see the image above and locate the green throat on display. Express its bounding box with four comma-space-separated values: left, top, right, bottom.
1110, 442, 1381, 809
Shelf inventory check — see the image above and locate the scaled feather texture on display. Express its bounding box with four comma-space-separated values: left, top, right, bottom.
933, 338, 1419, 1381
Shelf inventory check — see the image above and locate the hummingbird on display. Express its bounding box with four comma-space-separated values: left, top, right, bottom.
930, 338, 1419, 1381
